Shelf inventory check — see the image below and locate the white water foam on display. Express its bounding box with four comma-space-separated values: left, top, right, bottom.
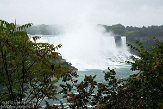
31, 25, 131, 71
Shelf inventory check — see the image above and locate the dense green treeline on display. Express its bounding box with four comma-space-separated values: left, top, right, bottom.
103, 24, 163, 37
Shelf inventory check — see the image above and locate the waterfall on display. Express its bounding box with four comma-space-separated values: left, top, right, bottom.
34, 26, 131, 70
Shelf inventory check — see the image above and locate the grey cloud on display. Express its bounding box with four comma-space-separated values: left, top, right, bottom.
0, 0, 163, 26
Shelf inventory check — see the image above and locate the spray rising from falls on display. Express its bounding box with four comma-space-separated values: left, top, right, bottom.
37, 23, 131, 70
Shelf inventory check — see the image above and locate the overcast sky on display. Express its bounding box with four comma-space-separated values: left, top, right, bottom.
1, 0, 163, 26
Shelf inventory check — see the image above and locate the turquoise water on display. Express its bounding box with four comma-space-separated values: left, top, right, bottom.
41, 65, 138, 108
77, 65, 137, 82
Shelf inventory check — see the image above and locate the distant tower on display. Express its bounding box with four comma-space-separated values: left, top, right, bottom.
15, 19, 16, 25
14, 19, 17, 31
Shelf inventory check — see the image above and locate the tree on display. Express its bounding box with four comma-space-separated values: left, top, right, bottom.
127, 40, 163, 108
0, 20, 77, 108
107, 40, 163, 109
103, 24, 125, 36
60, 67, 121, 109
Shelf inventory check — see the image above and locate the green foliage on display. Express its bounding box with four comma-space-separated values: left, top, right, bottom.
127, 40, 163, 108
60, 67, 121, 109
0, 20, 76, 108
107, 40, 163, 109
103, 24, 163, 37
103, 24, 125, 36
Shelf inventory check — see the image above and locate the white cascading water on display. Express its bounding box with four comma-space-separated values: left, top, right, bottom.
36, 23, 131, 71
